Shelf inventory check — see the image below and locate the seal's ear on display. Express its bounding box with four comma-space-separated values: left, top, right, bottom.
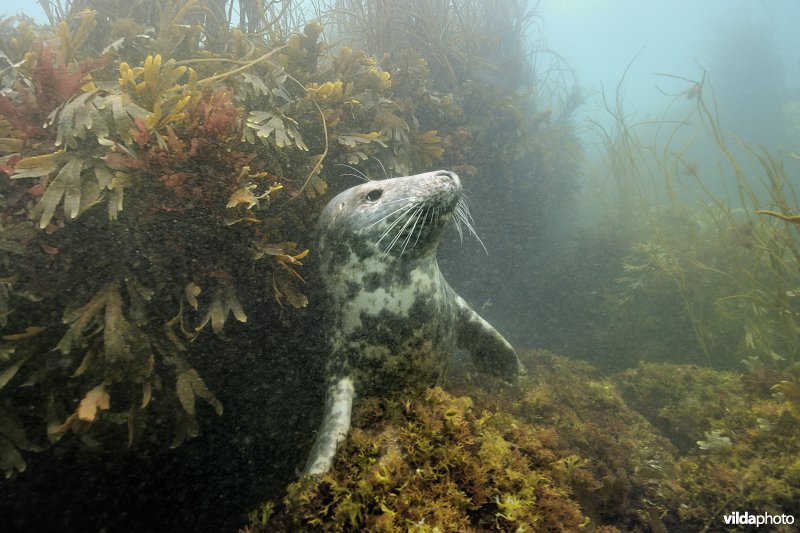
453, 294, 524, 379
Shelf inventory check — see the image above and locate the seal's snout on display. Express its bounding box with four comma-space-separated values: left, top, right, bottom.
434, 170, 460, 188
429, 170, 461, 205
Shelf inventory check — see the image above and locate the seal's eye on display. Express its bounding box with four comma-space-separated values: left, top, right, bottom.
365, 189, 383, 202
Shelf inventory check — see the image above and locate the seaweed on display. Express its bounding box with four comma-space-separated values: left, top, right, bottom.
247, 384, 588, 532
0, 0, 580, 479
618, 362, 800, 530
246, 350, 687, 531
0, 7, 322, 476
560, 68, 800, 376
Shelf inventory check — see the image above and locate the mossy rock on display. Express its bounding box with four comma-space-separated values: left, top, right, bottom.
615, 362, 800, 530
615, 362, 743, 452
247, 350, 682, 531
245, 351, 800, 532
249, 386, 586, 532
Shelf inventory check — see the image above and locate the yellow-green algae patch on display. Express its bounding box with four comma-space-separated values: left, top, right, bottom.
449, 350, 679, 530
249, 386, 587, 532
619, 362, 800, 530
248, 351, 800, 531
246, 350, 681, 532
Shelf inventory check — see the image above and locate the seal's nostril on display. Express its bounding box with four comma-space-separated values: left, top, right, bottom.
435, 170, 460, 187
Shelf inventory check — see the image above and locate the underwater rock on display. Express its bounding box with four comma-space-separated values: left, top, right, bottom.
249, 385, 587, 532
616, 362, 743, 453
450, 349, 679, 530
246, 349, 681, 532
616, 362, 800, 530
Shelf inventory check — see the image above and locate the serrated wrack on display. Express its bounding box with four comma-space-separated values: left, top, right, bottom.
10, 151, 67, 179
48, 382, 111, 444
2, 326, 45, 342
127, 381, 153, 448
77, 382, 111, 422
272, 271, 309, 309
0, 435, 27, 478
170, 358, 222, 449
58, 279, 153, 382
185, 281, 201, 309
176, 367, 223, 417
254, 242, 309, 308
55, 91, 150, 148
244, 109, 308, 151
29, 157, 90, 229
0, 354, 28, 390
171, 408, 200, 449
196, 278, 247, 334
336, 131, 383, 148
125, 277, 153, 326
57, 283, 112, 356
0, 408, 40, 478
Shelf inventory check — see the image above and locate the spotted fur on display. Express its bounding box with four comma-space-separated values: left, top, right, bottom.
304, 170, 521, 475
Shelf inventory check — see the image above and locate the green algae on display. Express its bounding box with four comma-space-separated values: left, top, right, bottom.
246, 350, 685, 531
248, 352, 800, 531
246, 385, 587, 532
619, 362, 800, 530
617, 362, 743, 453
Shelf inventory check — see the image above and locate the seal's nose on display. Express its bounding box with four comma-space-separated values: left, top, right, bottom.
435, 170, 460, 187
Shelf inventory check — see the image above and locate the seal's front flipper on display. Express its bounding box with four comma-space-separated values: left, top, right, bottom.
303, 377, 355, 475
454, 295, 523, 379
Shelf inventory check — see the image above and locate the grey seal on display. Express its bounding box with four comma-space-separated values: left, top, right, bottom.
304, 170, 522, 475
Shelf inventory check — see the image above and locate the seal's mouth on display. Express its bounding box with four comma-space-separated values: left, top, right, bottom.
370, 171, 484, 260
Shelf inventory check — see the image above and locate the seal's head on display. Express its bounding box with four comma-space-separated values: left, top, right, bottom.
317, 170, 465, 268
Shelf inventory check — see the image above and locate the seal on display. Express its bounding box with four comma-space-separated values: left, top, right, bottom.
304, 170, 522, 475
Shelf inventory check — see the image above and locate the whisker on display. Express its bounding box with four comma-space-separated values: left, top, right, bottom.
335, 164, 371, 182
455, 198, 487, 253
372, 157, 390, 180
411, 206, 430, 250
453, 208, 464, 242
369, 188, 483, 260
340, 173, 370, 183
376, 202, 420, 244
376, 204, 416, 245
457, 202, 478, 227
367, 198, 416, 229
399, 206, 424, 256
381, 216, 409, 259
383, 205, 422, 258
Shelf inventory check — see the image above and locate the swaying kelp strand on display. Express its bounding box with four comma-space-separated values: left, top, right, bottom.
578, 68, 800, 381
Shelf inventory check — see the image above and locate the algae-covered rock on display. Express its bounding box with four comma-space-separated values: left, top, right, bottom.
247, 350, 683, 532
246, 351, 800, 531
616, 362, 800, 531
450, 350, 679, 530
616, 362, 743, 453
249, 386, 586, 532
